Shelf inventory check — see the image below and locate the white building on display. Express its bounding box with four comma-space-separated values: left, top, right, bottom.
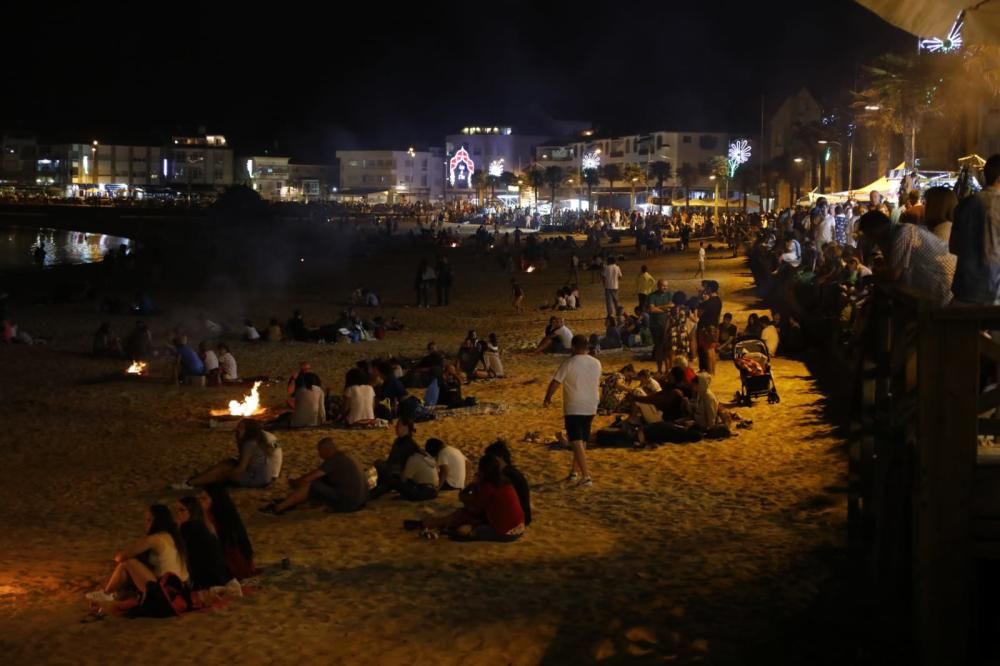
58, 142, 164, 196
535, 129, 752, 207
243, 155, 291, 201
336, 148, 444, 203
168, 134, 234, 188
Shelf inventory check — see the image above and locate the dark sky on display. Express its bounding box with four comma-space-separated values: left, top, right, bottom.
4, 0, 913, 161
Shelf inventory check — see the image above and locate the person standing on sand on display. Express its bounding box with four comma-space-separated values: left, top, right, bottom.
694, 242, 706, 279
544, 334, 601, 487
601, 256, 623, 318
636, 264, 656, 310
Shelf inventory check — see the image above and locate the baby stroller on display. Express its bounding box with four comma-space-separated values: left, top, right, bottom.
732, 339, 779, 406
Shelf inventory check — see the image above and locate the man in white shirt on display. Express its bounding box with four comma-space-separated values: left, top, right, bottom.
544, 334, 601, 487
601, 256, 623, 318
200, 342, 220, 385
535, 316, 574, 353
426, 438, 467, 490
217, 344, 238, 381
694, 242, 707, 278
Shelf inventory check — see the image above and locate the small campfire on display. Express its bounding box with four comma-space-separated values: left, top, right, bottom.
210, 381, 265, 418
525, 265, 536, 273
450, 242, 459, 248
126, 361, 148, 375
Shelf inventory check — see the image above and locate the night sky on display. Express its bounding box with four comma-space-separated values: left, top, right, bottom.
5, 0, 913, 160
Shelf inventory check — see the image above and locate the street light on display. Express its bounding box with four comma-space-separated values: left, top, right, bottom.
91, 141, 98, 186
864, 105, 881, 111
817, 139, 853, 193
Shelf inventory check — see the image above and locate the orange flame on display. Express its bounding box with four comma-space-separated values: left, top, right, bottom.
126, 361, 147, 375
227, 381, 262, 416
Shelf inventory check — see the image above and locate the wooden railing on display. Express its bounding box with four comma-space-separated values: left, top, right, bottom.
849, 288, 1000, 664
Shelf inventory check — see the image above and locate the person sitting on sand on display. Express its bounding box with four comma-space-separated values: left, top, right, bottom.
598, 364, 636, 414
286, 361, 314, 406
265, 318, 283, 342
174, 335, 206, 384
457, 331, 481, 376
178, 418, 283, 489
372, 421, 421, 497
86, 504, 189, 604
287, 309, 316, 342
342, 368, 376, 426
93, 322, 123, 357
535, 316, 573, 354
199, 486, 256, 579
397, 443, 440, 501
406, 455, 523, 541
124, 320, 153, 360
175, 497, 229, 591
243, 320, 261, 342
201, 341, 221, 386
218, 343, 238, 382
425, 437, 467, 491
480, 333, 505, 378
595, 315, 623, 351
484, 439, 531, 526
691, 371, 721, 431
631, 376, 691, 425
260, 438, 369, 515
289, 372, 326, 427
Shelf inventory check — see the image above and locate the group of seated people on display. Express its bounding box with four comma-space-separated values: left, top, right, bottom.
173, 335, 240, 385
595, 357, 732, 446
86, 484, 256, 611
542, 284, 581, 311
590, 306, 654, 352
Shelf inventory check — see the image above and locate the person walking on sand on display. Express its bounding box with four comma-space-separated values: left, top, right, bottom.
544, 334, 601, 487
601, 256, 623, 318
694, 242, 706, 279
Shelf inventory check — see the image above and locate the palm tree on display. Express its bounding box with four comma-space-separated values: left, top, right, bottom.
601, 163, 622, 210
471, 171, 486, 205
526, 166, 545, 208
623, 163, 643, 210
853, 52, 945, 171
582, 168, 600, 213
648, 161, 672, 213
676, 163, 698, 212
544, 166, 564, 211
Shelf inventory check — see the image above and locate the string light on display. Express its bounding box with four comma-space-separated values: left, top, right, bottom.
488, 158, 504, 177
582, 151, 601, 171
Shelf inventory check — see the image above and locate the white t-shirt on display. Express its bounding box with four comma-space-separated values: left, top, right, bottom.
292, 385, 326, 427
344, 384, 375, 424
553, 325, 573, 349
602, 263, 622, 290
553, 353, 602, 415
698, 247, 706, 263
403, 452, 439, 486
244, 325, 260, 341
815, 215, 834, 246
565, 293, 577, 309
219, 352, 238, 380
203, 350, 219, 372
436, 445, 467, 488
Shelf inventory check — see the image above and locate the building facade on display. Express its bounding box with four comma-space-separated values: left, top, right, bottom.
243, 155, 291, 201
288, 162, 338, 202
336, 149, 444, 202
1, 133, 38, 185
47, 142, 165, 196
167, 134, 234, 188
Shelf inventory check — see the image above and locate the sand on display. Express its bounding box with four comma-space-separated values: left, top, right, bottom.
0, 235, 848, 665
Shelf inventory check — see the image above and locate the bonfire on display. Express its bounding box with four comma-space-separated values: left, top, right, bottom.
126, 361, 147, 375
525, 265, 536, 273
210, 381, 265, 417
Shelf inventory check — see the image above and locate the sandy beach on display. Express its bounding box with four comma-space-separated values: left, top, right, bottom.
0, 235, 849, 665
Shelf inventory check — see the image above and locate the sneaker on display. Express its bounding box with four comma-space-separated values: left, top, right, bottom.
566, 472, 580, 483
85, 590, 116, 604
170, 481, 195, 491
577, 476, 593, 488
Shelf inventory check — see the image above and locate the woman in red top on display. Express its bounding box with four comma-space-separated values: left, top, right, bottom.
466, 455, 525, 541
406, 454, 525, 542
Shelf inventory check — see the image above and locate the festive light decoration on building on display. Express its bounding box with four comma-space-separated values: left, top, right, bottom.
449, 147, 475, 187
727, 139, 751, 178
582, 151, 601, 171
919, 13, 963, 53
488, 158, 504, 178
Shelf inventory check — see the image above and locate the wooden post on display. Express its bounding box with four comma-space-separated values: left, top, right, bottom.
913, 313, 980, 665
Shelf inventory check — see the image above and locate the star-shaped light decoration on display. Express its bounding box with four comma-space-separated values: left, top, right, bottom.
919, 13, 963, 53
